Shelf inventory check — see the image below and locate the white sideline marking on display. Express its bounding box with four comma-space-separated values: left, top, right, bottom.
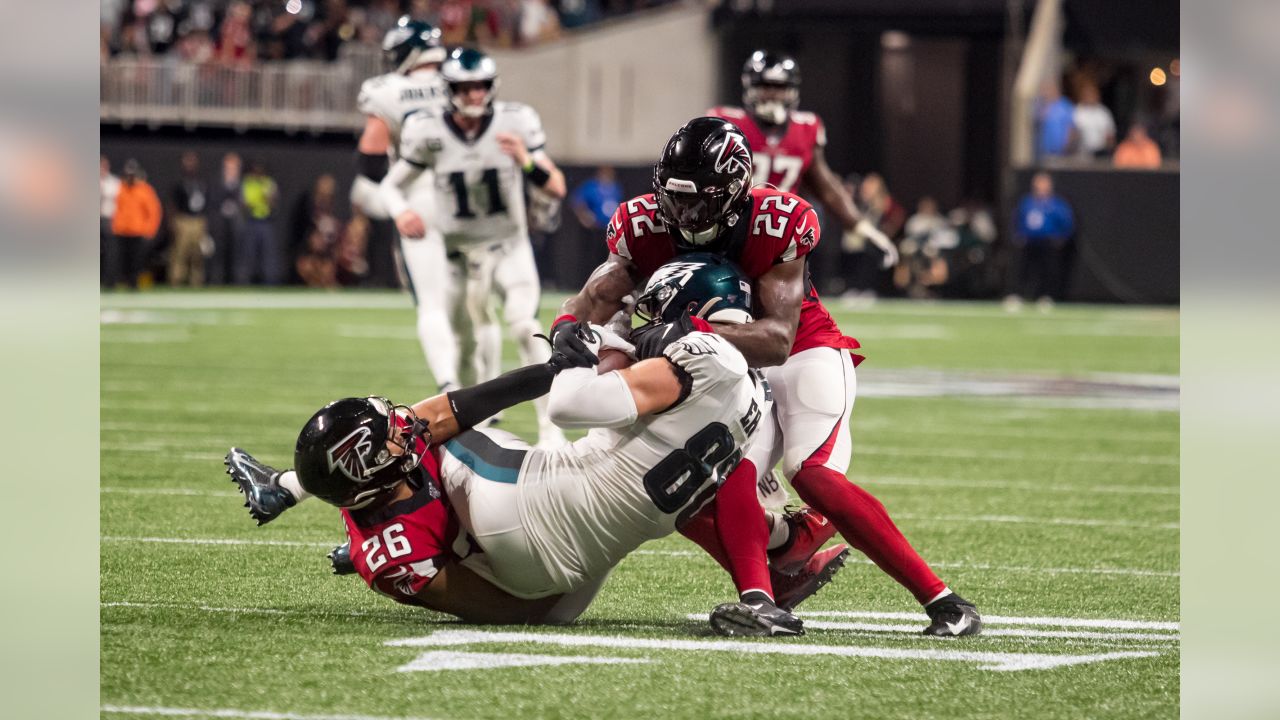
101, 601, 405, 622
893, 512, 1179, 530
100, 293, 415, 310
384, 630, 1158, 672
99, 535, 1178, 577
860, 475, 1178, 496
857, 445, 1178, 466
681, 615, 1176, 642
396, 650, 646, 672
101, 704, 437, 720
797, 610, 1179, 631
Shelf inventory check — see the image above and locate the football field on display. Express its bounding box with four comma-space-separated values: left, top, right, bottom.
100, 291, 1179, 720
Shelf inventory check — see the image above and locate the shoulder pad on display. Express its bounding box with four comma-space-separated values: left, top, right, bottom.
662, 332, 748, 393
790, 110, 818, 124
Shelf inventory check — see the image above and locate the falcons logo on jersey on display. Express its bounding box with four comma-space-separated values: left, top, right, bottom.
714, 133, 751, 177
327, 426, 374, 483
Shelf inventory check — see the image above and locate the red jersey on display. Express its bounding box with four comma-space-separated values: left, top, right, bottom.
607, 186, 861, 359
341, 449, 460, 607
707, 106, 826, 194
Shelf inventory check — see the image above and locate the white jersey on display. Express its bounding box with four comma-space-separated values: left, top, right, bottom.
518, 333, 768, 592
398, 101, 547, 246
357, 71, 448, 163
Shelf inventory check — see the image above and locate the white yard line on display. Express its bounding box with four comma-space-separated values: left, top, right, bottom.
856, 445, 1178, 465
100, 535, 1178, 577
893, 512, 1179, 530
860, 475, 1177, 496
101, 704, 437, 720
384, 629, 1159, 672
102, 488, 240, 497
798, 610, 1178, 631
682, 614, 1177, 641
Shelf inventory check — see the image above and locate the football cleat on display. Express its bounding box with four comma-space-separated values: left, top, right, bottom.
709, 600, 805, 637
772, 544, 850, 611
328, 542, 356, 575
923, 593, 984, 637
224, 447, 296, 526
768, 506, 838, 576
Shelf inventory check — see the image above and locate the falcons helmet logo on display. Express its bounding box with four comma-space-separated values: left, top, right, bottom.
714, 132, 751, 178
326, 426, 374, 483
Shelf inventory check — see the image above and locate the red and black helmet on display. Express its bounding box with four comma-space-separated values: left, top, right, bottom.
742, 51, 801, 126
653, 117, 754, 249
294, 397, 430, 508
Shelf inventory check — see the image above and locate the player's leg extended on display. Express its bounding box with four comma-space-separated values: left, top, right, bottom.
400, 230, 461, 391
770, 347, 949, 606
494, 237, 563, 446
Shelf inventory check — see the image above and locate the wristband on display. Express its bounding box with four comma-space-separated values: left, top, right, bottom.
357, 151, 389, 182
690, 316, 713, 333
523, 161, 552, 188
551, 314, 577, 331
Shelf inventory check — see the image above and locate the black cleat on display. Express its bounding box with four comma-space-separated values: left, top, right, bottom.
772, 544, 850, 611
328, 542, 356, 575
709, 599, 805, 637
224, 447, 296, 526
923, 593, 983, 637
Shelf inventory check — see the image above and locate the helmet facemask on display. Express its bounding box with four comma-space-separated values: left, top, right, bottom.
447, 79, 497, 119
744, 83, 799, 126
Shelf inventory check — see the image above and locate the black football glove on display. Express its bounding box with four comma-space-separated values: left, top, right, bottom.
548, 317, 600, 369
632, 310, 698, 360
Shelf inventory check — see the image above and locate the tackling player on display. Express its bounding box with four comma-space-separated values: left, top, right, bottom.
224, 259, 839, 635
708, 51, 899, 269
350, 18, 465, 398
382, 48, 566, 448
552, 117, 983, 636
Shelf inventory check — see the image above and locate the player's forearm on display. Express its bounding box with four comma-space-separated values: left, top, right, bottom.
379, 160, 421, 219
446, 363, 559, 431
546, 367, 637, 428
713, 319, 794, 368
560, 258, 640, 325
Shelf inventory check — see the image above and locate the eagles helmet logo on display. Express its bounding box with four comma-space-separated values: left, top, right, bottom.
327, 426, 375, 483
713, 133, 751, 178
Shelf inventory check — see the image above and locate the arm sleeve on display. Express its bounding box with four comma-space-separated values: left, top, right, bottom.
380, 159, 424, 219
546, 367, 638, 429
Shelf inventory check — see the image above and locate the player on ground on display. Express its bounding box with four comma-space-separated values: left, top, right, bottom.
383, 48, 566, 447
552, 117, 983, 636
708, 51, 899, 269
350, 18, 464, 397
224, 259, 839, 635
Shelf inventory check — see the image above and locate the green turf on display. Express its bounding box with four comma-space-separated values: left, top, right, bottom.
101, 292, 1179, 720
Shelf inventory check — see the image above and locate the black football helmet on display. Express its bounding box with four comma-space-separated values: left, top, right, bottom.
294, 396, 430, 508
382, 17, 446, 74
442, 47, 499, 119
742, 51, 800, 126
653, 117, 754, 249
636, 253, 755, 325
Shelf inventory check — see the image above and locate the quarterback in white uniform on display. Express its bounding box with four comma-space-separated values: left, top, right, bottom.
349, 18, 467, 401
383, 48, 566, 447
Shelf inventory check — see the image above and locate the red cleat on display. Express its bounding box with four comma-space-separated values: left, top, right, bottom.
768, 506, 838, 576
772, 544, 850, 611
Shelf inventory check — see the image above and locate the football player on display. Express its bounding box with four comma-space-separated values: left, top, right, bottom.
552, 117, 983, 636
224, 259, 842, 636
350, 18, 467, 399
708, 51, 899, 269
382, 47, 566, 448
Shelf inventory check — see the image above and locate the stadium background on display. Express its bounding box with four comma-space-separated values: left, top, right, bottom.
100, 0, 1179, 303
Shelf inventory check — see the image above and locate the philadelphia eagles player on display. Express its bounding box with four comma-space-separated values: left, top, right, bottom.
382, 47, 567, 447
350, 17, 466, 402
223, 258, 841, 636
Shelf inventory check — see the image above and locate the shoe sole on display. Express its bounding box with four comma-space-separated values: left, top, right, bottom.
777, 546, 850, 611
709, 603, 804, 637
224, 449, 276, 526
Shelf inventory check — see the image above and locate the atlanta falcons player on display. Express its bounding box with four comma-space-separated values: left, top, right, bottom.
382, 47, 566, 447
708, 51, 899, 269
553, 117, 983, 636
223, 259, 841, 635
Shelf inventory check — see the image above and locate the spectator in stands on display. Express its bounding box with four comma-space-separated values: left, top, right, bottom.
336, 214, 372, 286
101, 156, 122, 286
1008, 171, 1075, 311
519, 0, 562, 45
208, 152, 244, 285
1072, 82, 1116, 158
237, 161, 283, 285
1036, 80, 1075, 159
556, 0, 602, 29
843, 172, 904, 301
169, 151, 209, 287
1113, 122, 1163, 169
108, 159, 163, 290
570, 165, 622, 230
896, 196, 956, 299
217, 1, 255, 67
290, 173, 342, 283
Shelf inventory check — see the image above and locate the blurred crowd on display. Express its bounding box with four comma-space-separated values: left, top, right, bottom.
101, 0, 680, 62
101, 153, 377, 289
1035, 63, 1180, 169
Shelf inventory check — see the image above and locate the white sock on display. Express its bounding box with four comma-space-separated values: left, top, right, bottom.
277, 470, 312, 502
925, 587, 953, 607
765, 510, 791, 550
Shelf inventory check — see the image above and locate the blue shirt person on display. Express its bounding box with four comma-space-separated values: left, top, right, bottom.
1015, 172, 1075, 243
1036, 81, 1076, 158
570, 166, 623, 229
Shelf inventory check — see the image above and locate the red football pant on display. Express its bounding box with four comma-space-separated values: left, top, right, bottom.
678, 460, 773, 598
792, 465, 945, 604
